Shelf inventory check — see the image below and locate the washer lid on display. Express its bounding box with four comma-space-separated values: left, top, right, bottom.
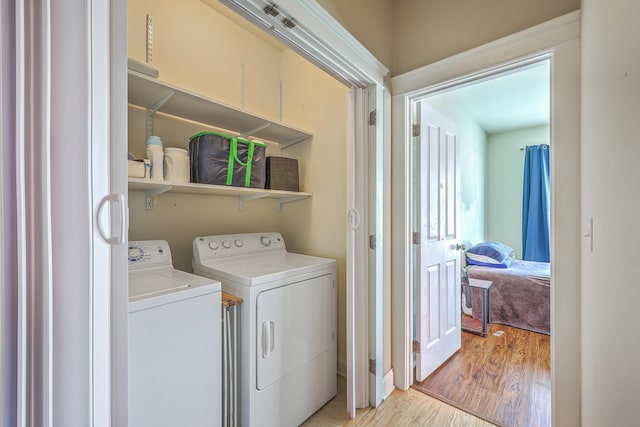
128, 269, 221, 310
194, 252, 336, 286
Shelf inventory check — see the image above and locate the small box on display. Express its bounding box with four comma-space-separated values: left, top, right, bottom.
266, 156, 299, 192
128, 159, 146, 178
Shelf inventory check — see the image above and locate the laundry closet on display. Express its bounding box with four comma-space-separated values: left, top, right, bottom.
126, 0, 349, 386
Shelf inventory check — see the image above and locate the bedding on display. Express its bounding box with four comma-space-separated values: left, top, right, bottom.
466, 259, 550, 335
465, 241, 515, 268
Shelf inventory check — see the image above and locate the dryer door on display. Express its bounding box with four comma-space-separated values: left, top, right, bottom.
256, 273, 335, 390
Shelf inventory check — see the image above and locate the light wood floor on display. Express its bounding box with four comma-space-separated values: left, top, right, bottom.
413, 323, 551, 427
302, 375, 496, 427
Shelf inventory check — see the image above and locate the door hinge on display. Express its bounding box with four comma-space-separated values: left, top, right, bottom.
369, 358, 377, 374
369, 234, 376, 250
369, 110, 377, 126
412, 124, 420, 137
413, 340, 420, 353
412, 231, 420, 245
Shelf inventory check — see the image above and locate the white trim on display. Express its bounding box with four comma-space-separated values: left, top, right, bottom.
391, 10, 580, 95
218, 0, 388, 87
1, 1, 19, 424
15, 1, 28, 424
109, 0, 129, 425
272, 0, 388, 84
390, 12, 581, 427
390, 91, 414, 392
89, 0, 113, 424
382, 369, 395, 401
15, 1, 54, 425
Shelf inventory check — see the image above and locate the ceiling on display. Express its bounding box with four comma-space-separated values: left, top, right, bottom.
427, 61, 550, 134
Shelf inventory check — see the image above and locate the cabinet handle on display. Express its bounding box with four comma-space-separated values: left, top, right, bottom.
96, 194, 126, 245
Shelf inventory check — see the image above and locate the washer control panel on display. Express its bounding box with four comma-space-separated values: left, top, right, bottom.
128, 240, 173, 270
194, 232, 286, 260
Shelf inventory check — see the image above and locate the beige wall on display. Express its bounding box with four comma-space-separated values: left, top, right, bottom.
128, 0, 350, 367
317, 0, 393, 71
392, 0, 578, 75
316, 1, 578, 76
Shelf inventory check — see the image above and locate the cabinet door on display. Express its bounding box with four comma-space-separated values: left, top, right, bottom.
256, 274, 335, 390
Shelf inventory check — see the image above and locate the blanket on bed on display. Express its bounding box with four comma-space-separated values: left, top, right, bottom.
467, 260, 550, 335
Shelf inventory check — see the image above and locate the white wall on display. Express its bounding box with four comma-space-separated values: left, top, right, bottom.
486, 125, 550, 258
581, 1, 640, 425
422, 96, 487, 247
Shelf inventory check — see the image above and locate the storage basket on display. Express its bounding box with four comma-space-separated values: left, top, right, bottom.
265, 156, 299, 192
189, 132, 266, 188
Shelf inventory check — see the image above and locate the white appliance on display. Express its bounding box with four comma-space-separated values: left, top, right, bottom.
192, 232, 337, 427
128, 240, 222, 427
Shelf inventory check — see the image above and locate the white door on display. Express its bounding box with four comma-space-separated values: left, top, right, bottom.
346, 88, 368, 417
367, 84, 386, 406
415, 102, 462, 382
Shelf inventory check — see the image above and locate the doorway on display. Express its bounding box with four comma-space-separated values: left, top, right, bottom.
410, 59, 552, 426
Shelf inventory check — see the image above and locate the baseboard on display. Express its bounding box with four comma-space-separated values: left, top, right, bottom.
383, 368, 395, 400
337, 360, 394, 400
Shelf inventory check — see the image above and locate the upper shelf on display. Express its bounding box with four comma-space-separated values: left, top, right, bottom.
128, 70, 312, 148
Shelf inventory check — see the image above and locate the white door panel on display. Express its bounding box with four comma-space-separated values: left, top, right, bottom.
256, 274, 334, 390
367, 84, 385, 407
415, 103, 461, 382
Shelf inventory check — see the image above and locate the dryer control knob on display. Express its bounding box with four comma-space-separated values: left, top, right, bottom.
208, 242, 219, 250
222, 240, 232, 249
234, 240, 243, 247
260, 236, 271, 246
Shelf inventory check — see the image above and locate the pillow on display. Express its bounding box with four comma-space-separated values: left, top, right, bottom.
466, 241, 515, 268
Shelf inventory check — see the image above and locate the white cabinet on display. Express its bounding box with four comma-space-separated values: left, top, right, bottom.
127, 70, 313, 209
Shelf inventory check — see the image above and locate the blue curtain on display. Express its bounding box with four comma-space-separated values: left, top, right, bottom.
522, 145, 550, 262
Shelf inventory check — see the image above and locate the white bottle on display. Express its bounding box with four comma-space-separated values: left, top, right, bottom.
146, 135, 164, 181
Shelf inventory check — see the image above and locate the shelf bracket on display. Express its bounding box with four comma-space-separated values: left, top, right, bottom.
240, 123, 270, 139
279, 135, 309, 150
146, 185, 172, 209
278, 195, 309, 211
146, 90, 176, 138
238, 193, 268, 211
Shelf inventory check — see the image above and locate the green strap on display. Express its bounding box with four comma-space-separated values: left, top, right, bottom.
227, 138, 256, 187
244, 143, 255, 187
226, 138, 237, 185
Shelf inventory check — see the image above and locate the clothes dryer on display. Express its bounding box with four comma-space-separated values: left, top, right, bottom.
192, 232, 337, 427
128, 240, 221, 427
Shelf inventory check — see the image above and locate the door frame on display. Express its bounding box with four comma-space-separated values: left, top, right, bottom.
391, 11, 581, 426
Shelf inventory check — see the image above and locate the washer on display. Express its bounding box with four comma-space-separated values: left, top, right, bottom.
192, 232, 337, 427
128, 240, 221, 427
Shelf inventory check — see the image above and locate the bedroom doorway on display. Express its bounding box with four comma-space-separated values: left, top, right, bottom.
410, 58, 552, 427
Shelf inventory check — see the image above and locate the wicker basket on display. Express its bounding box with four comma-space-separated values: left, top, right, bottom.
265, 156, 299, 192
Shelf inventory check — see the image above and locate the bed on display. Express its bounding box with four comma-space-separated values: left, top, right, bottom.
464, 243, 551, 335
